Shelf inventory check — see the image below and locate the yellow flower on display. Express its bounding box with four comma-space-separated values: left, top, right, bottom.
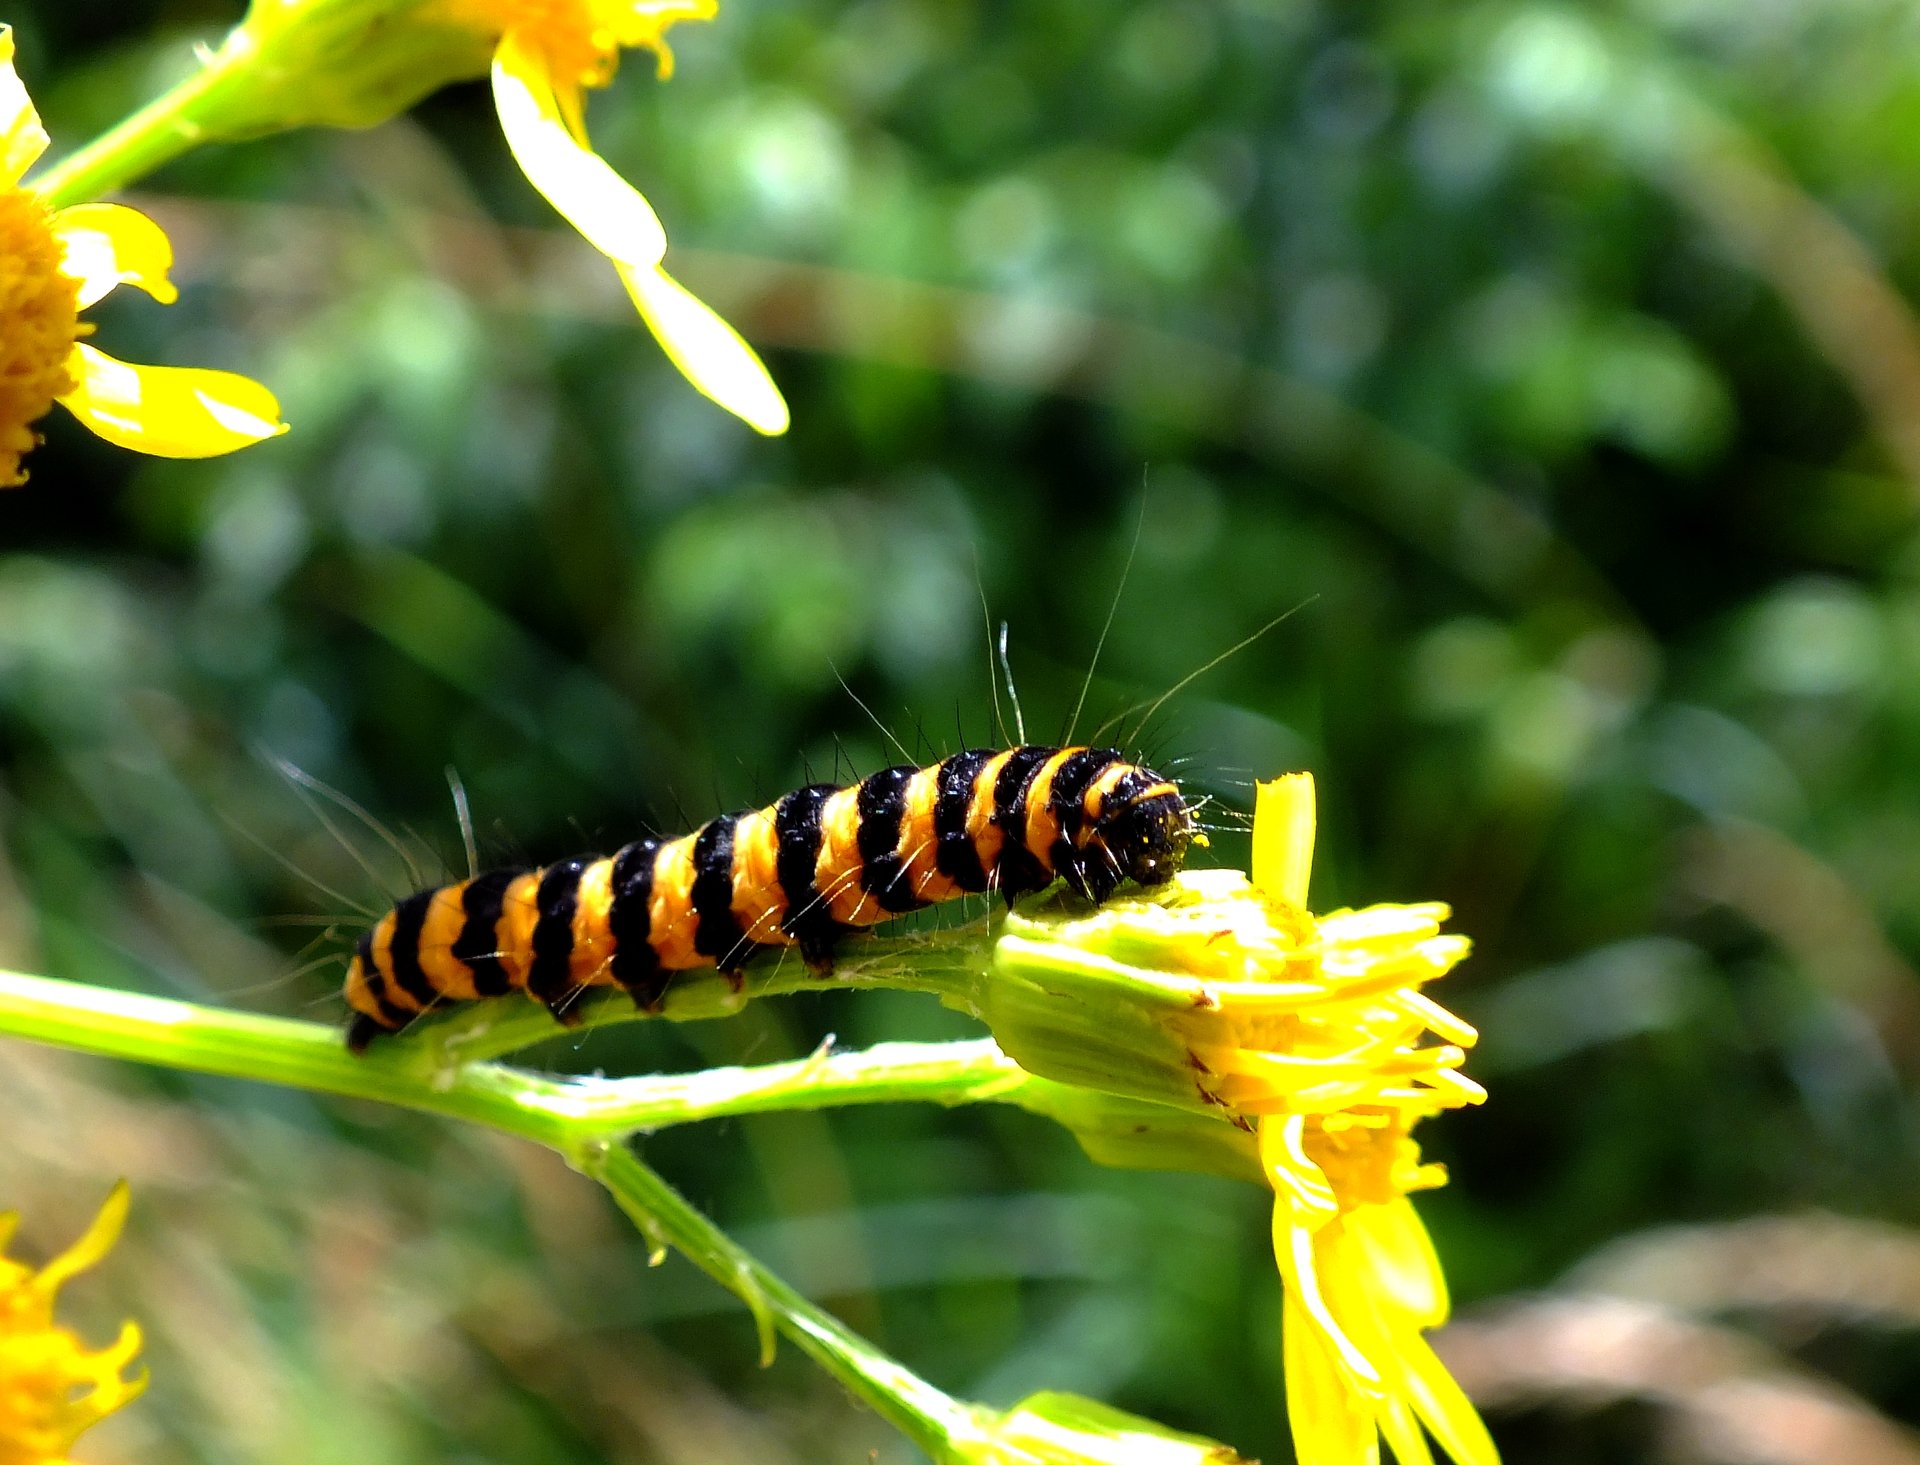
980, 773, 1495, 1465
0, 27, 286, 488
1248, 775, 1496, 1465
0, 1183, 145, 1465
433, 0, 788, 434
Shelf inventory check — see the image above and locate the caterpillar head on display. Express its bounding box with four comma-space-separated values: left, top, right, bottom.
1073, 762, 1195, 902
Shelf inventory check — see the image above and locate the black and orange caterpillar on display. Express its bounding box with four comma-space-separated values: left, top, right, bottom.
344, 745, 1194, 1051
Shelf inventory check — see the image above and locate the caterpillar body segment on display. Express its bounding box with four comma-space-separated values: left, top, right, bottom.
343, 745, 1194, 1051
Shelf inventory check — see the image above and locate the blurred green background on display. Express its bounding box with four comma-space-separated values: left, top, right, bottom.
6, 0, 1920, 1461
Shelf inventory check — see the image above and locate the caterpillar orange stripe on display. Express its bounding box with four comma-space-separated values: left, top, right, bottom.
343, 745, 1194, 1051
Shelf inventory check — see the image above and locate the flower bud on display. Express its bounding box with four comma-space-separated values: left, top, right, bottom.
960, 1391, 1251, 1465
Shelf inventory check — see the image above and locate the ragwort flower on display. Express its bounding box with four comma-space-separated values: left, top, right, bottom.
982, 774, 1495, 1465
433, 0, 787, 433
105, 0, 784, 431
0, 1183, 145, 1465
1247, 777, 1494, 1465
0, 28, 285, 488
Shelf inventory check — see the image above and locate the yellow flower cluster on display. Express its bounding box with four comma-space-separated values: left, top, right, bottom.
0, 28, 285, 488
984, 775, 1494, 1465
0, 1184, 144, 1465
433, 0, 716, 91
440, 0, 786, 433
5, 0, 789, 491
246, 0, 787, 433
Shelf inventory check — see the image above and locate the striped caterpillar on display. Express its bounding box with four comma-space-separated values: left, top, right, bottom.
344, 744, 1194, 1051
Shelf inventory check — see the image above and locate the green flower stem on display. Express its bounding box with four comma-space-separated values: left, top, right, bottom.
0, 968, 1013, 1138
0, 964, 1257, 1180
585, 1144, 991, 1459
0, 938, 1263, 1459
0, 965, 1017, 1458
0, 964, 540, 1121
557, 1036, 1030, 1136
32, 0, 486, 208
34, 44, 248, 208
428, 927, 985, 1063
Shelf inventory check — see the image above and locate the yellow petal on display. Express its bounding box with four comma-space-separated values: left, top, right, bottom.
50, 203, 179, 309
1254, 773, 1317, 911
1261, 1115, 1343, 1226
1392, 1332, 1500, 1465
0, 25, 49, 187
1283, 1292, 1382, 1465
1317, 904, 1450, 944
100, 1318, 146, 1374
1346, 1200, 1449, 1329
31, 1180, 128, 1296
1317, 1242, 1496, 1465
492, 30, 667, 268
1276, 1210, 1381, 1389
59, 343, 287, 458
620, 261, 790, 434
1377, 1397, 1435, 1465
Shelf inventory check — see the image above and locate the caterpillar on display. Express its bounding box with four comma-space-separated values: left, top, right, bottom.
343, 744, 1194, 1051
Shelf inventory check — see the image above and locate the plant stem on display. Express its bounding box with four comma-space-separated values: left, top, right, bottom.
555, 1036, 1031, 1136
33, 44, 250, 208
0, 966, 1030, 1456
430, 926, 987, 1063
0, 965, 549, 1123
585, 1145, 991, 1459
0, 968, 1017, 1136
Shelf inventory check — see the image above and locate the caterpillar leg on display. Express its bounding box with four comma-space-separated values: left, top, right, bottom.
346, 1013, 397, 1054
798, 932, 838, 977
1060, 848, 1121, 906
620, 971, 673, 1013
715, 942, 759, 993
540, 988, 589, 1028
995, 853, 1054, 908
625, 976, 672, 1013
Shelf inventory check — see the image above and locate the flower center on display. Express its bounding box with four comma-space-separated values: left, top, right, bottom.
1302, 1114, 1446, 1210
0, 188, 81, 489
443, 0, 715, 89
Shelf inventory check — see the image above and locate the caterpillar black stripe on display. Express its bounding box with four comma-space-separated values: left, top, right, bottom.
343, 745, 1194, 1051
